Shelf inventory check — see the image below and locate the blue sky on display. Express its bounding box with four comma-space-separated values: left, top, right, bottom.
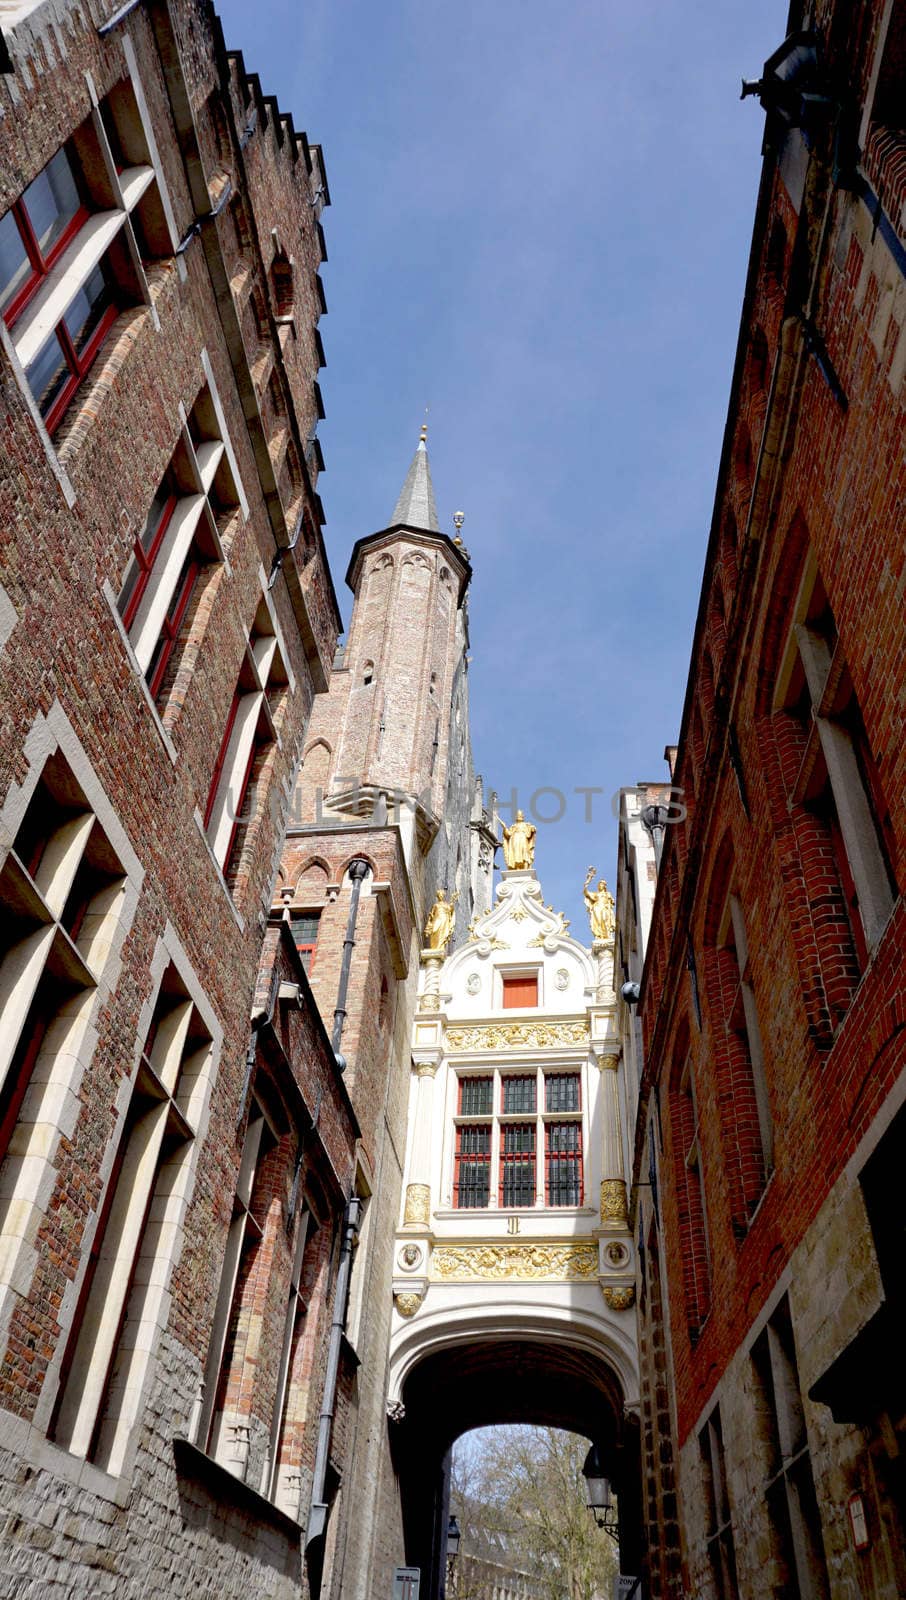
217, 0, 788, 933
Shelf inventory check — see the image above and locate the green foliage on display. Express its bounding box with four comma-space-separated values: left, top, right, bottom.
450, 1425, 618, 1600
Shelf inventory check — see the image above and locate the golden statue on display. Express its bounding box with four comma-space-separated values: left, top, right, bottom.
424, 888, 458, 951
502, 809, 536, 870
584, 867, 615, 942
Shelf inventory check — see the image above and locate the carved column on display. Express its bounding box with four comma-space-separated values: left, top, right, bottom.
403, 1057, 438, 1227
592, 936, 615, 1002
599, 1051, 628, 1227
419, 949, 443, 1011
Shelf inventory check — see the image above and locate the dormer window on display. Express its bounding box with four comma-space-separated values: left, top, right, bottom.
501, 974, 538, 1009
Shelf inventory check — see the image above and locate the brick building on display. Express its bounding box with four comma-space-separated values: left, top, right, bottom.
627, 2, 906, 1597
273, 426, 488, 1597
0, 0, 372, 1595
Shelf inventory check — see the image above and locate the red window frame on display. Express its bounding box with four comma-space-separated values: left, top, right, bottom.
458, 1076, 493, 1116
121, 491, 177, 630
498, 1122, 535, 1207
2, 186, 89, 330
500, 1073, 536, 1114
204, 688, 242, 831
453, 1122, 492, 1209
41, 299, 119, 435
544, 1120, 583, 1206
289, 911, 321, 974
146, 548, 201, 702
0, 1006, 49, 1170
2, 146, 122, 435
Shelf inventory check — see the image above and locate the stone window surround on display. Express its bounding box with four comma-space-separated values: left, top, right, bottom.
0, 702, 144, 1361
204, 579, 294, 875
113, 356, 245, 710
52, 960, 215, 1477
196, 1094, 327, 1520
2, 59, 176, 435
713, 885, 774, 1196
22, 919, 221, 1497
772, 550, 896, 959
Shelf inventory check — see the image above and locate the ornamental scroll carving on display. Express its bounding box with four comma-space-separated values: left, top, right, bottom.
431, 1243, 598, 1281
445, 1021, 589, 1052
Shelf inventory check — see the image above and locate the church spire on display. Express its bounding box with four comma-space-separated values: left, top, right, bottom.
391, 424, 440, 533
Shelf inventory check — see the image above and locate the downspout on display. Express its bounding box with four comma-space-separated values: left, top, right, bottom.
305, 1196, 363, 1553
331, 858, 370, 1069
304, 857, 369, 1579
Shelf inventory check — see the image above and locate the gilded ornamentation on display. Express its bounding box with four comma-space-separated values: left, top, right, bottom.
395, 1292, 423, 1318
602, 1285, 636, 1311
584, 868, 615, 942
598, 1053, 620, 1072
445, 1021, 589, 1051
403, 1183, 431, 1225
510, 904, 528, 922
605, 1241, 630, 1268
399, 1244, 422, 1269
600, 1179, 629, 1226
502, 810, 536, 870
413, 1060, 438, 1077
431, 1244, 598, 1281
424, 889, 458, 951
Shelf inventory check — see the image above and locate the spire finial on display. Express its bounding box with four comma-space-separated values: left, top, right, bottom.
419, 423, 428, 444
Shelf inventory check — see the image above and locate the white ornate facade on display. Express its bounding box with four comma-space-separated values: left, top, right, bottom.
387, 863, 639, 1418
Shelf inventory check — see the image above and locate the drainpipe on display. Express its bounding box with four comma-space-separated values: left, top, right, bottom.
302, 857, 369, 1580
331, 858, 370, 1069
305, 1194, 363, 1554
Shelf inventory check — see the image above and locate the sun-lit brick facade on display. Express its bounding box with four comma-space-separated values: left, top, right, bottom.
0, 1, 362, 1595
632, 2, 906, 1596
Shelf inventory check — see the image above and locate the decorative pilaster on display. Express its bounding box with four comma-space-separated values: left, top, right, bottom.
599, 1051, 628, 1227
402, 1055, 438, 1228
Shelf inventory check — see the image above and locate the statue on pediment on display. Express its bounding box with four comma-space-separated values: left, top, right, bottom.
502, 810, 536, 870
584, 868, 615, 942
424, 888, 458, 951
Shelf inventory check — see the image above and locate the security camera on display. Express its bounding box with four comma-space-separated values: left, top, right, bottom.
621, 981, 640, 1005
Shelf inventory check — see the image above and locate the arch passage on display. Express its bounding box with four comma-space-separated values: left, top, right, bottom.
392, 1337, 641, 1599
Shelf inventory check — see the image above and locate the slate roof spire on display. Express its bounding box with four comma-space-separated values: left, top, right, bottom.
391, 424, 440, 533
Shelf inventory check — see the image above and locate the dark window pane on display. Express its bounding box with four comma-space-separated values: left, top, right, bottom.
455, 1122, 491, 1208
545, 1073, 580, 1112
501, 1123, 535, 1207
0, 208, 31, 315
25, 332, 70, 419
459, 1076, 492, 1116
64, 261, 113, 355
502, 1075, 536, 1114
290, 913, 321, 944
547, 1121, 582, 1206
23, 148, 81, 260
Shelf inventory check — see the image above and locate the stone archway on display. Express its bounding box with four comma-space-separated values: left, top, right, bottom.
390, 1334, 642, 1600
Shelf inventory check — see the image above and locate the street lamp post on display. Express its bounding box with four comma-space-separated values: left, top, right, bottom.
582, 1444, 620, 1543
445, 1514, 461, 1596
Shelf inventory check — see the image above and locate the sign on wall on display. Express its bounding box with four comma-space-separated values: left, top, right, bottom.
614, 1577, 642, 1600
393, 1568, 420, 1599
